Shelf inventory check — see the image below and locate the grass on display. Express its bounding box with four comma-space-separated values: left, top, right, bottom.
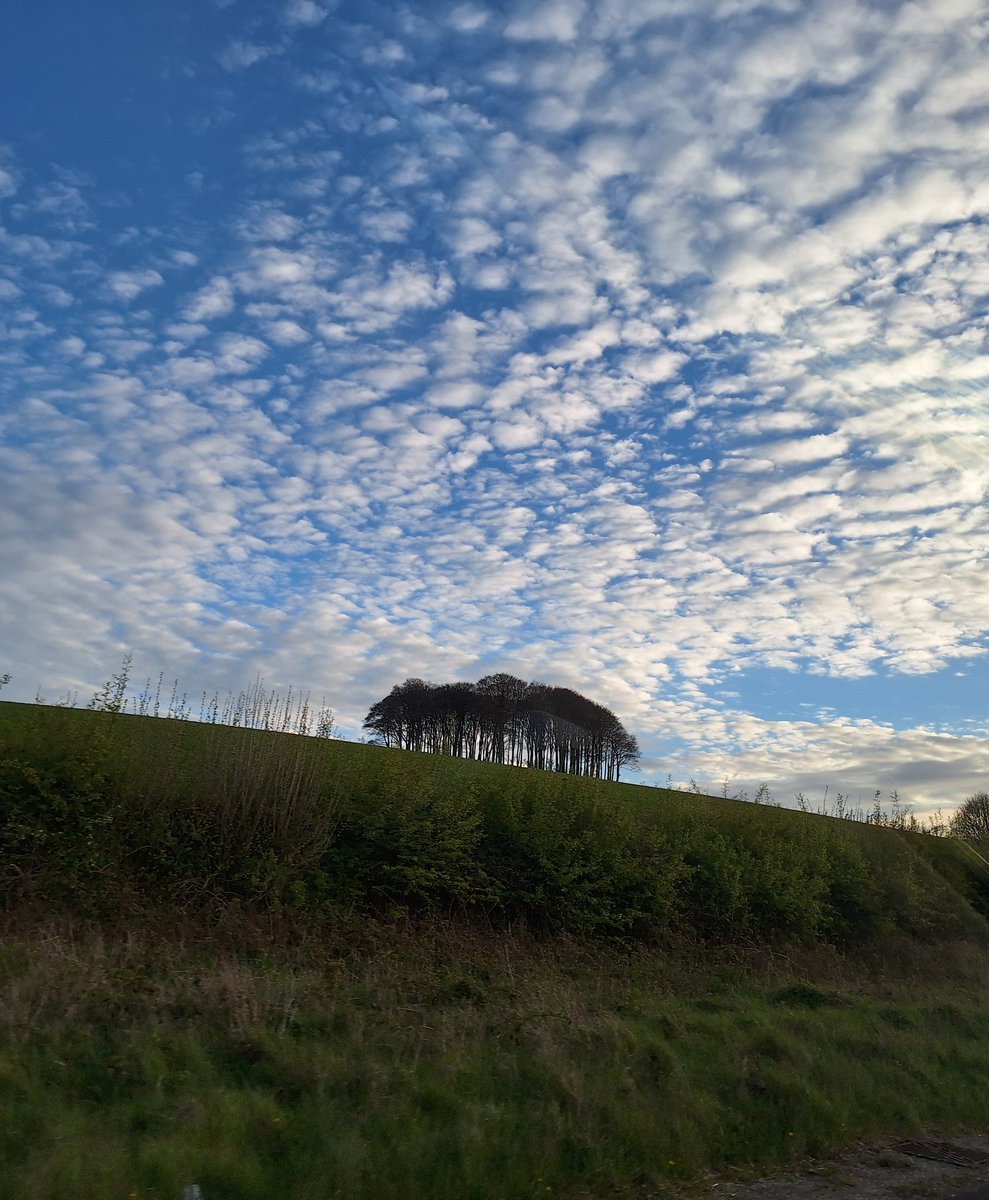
4, 697, 989, 1198
5, 915, 989, 1200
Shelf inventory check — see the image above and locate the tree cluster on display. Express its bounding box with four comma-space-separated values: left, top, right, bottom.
363, 673, 640, 781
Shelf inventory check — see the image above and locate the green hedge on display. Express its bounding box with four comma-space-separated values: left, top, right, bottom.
1, 705, 984, 947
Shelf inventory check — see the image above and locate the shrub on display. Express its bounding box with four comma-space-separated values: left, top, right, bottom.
320, 756, 493, 911
113, 723, 339, 907
3, 702, 986, 950
673, 824, 753, 940
951, 792, 989, 844
477, 774, 686, 935
0, 726, 121, 907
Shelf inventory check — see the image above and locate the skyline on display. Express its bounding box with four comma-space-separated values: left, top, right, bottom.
2, 0, 989, 813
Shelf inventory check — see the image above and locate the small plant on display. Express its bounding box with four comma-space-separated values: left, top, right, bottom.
88, 654, 133, 715
135, 672, 165, 718
314, 704, 335, 739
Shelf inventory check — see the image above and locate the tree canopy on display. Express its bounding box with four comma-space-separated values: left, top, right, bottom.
363, 673, 640, 781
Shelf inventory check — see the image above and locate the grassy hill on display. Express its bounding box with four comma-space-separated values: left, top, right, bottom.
4, 699, 989, 1199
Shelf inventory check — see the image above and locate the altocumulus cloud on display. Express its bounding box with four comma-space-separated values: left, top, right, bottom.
1, 0, 988, 813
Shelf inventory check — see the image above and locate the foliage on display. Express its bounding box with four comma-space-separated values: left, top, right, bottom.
88, 653, 133, 715
2, 699, 986, 951
477, 772, 687, 935
0, 707, 338, 912
5, 675, 989, 1200
364, 673, 640, 780
83, 655, 334, 738
0, 726, 120, 907
320, 755, 493, 910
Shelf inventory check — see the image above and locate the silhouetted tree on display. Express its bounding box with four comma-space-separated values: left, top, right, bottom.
363, 674, 640, 781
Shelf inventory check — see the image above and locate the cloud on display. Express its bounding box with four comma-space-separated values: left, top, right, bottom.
106, 269, 165, 302
448, 5, 489, 33
505, 1, 585, 42
183, 276, 236, 321
218, 40, 278, 71
282, 0, 328, 27
425, 379, 482, 409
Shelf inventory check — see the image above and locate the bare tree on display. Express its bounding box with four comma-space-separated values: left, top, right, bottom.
951, 792, 989, 843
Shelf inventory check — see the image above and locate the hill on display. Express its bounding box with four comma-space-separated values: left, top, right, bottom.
3, 699, 987, 944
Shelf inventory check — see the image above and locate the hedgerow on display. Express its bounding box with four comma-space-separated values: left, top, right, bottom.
0, 703, 984, 947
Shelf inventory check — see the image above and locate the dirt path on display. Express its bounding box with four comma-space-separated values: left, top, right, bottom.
699, 1133, 989, 1200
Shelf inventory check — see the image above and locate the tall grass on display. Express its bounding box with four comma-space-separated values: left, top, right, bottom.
87, 655, 335, 738
0, 704, 339, 912
4, 915, 989, 1200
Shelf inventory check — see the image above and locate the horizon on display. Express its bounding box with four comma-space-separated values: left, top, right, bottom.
2, 0, 988, 815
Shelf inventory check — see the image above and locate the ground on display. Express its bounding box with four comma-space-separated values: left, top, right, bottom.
697, 1133, 989, 1200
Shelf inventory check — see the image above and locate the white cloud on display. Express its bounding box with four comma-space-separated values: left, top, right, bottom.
361, 358, 429, 393
622, 349, 687, 385
360, 209, 414, 243
183, 276, 236, 322
426, 380, 483, 409
282, 0, 328, 27
505, 0, 585, 42
448, 5, 489, 33
266, 318, 310, 345
490, 415, 544, 450
218, 40, 278, 71
106, 269, 165, 302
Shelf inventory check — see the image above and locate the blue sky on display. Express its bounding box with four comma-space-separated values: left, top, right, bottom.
3, 0, 989, 813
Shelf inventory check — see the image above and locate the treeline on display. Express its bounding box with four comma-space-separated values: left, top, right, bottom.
363, 673, 640, 780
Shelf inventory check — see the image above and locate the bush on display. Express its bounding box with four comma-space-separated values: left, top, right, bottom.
0, 732, 120, 906
951, 792, 989, 843
320, 756, 493, 911
477, 773, 686, 935
2, 703, 985, 950
113, 723, 339, 907
817, 834, 891, 945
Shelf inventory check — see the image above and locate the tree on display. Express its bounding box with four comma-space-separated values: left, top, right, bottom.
363, 674, 639, 781
951, 792, 989, 843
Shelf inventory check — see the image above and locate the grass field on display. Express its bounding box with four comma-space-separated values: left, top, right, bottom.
3, 699, 989, 1199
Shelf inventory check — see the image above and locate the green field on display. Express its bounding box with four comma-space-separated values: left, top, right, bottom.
3, 700, 989, 1199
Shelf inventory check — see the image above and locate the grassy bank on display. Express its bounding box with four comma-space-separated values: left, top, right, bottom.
3, 701, 988, 945
5, 915, 989, 1200
3, 700, 989, 1198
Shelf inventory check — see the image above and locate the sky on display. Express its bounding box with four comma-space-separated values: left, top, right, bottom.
2, 0, 989, 815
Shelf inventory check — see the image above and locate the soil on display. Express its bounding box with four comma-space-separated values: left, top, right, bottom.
693, 1133, 989, 1200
